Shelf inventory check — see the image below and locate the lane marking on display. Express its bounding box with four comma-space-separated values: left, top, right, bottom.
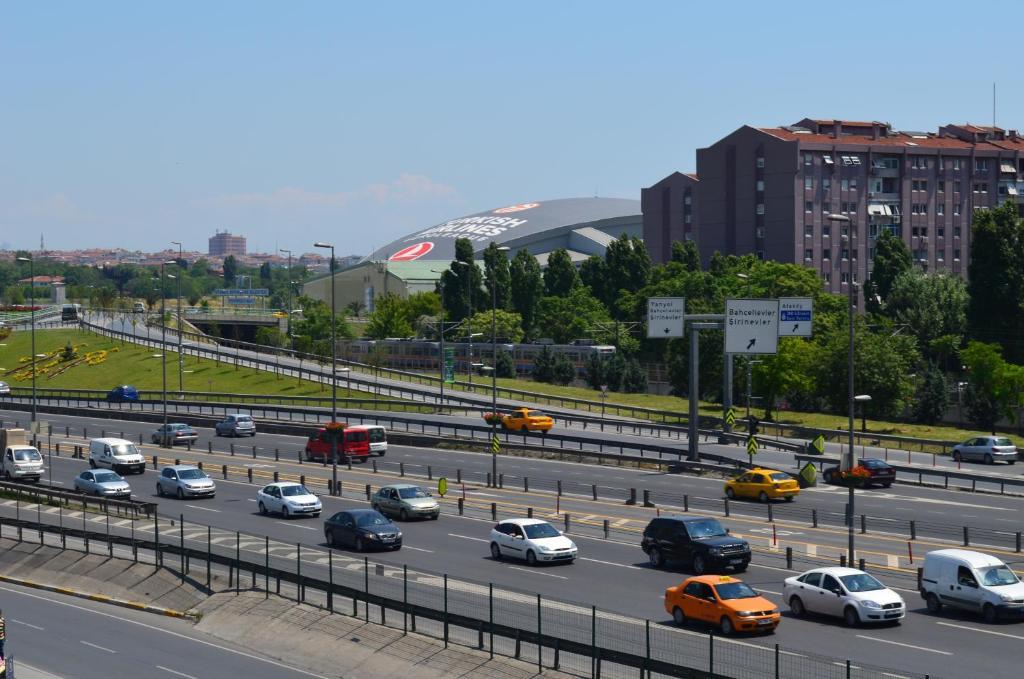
507, 566, 568, 579
402, 545, 434, 553
855, 635, 952, 655
80, 640, 117, 653
184, 504, 221, 513
0, 583, 331, 677
157, 666, 199, 679
579, 557, 642, 570
936, 621, 1024, 640
448, 533, 488, 543
275, 522, 315, 530
12, 618, 44, 630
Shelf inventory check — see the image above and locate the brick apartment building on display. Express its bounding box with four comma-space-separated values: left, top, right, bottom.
643, 118, 1024, 295
208, 231, 247, 257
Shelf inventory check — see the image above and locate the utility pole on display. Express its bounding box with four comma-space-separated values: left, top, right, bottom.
171, 241, 183, 394
314, 242, 338, 495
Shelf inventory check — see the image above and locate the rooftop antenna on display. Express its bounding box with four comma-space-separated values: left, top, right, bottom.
993, 82, 997, 129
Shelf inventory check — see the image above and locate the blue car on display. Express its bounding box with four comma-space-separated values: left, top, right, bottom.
106, 385, 139, 403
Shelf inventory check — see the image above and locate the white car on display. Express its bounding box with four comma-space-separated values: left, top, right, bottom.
784, 567, 905, 626
489, 518, 577, 566
0, 381, 11, 395
257, 481, 322, 519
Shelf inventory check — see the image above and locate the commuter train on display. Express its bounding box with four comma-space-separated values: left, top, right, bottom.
340, 339, 615, 377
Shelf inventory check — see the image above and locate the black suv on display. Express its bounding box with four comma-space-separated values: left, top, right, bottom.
641, 516, 751, 574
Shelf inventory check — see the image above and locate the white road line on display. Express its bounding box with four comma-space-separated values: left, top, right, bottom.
80, 640, 117, 653
448, 533, 488, 543
936, 621, 1024, 640
1, 585, 332, 678
855, 635, 952, 655
275, 521, 315, 530
507, 566, 568, 579
184, 504, 221, 512
402, 545, 434, 553
579, 557, 642, 570
156, 666, 198, 679
12, 619, 44, 630
757, 589, 782, 596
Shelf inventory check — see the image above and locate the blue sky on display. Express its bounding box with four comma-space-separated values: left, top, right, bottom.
2, 1, 1018, 256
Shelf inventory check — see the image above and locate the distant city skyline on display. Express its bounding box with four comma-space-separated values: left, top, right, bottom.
3, 2, 1020, 254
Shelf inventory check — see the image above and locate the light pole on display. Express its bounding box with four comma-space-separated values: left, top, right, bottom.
827, 211, 857, 564
158, 261, 177, 447
16, 256, 37, 427
314, 241, 338, 495
171, 242, 184, 394
857, 394, 872, 432
431, 268, 455, 410
280, 249, 293, 343
745, 359, 762, 418
487, 246, 511, 486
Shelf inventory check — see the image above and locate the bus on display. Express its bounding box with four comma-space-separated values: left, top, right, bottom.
61, 303, 82, 321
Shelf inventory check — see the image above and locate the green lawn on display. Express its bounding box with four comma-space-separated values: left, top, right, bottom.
0, 328, 370, 399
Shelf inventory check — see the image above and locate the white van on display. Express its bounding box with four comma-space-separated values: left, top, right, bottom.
366, 425, 388, 456
89, 438, 146, 475
920, 549, 1024, 623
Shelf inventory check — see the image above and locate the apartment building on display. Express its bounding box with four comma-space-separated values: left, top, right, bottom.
643, 118, 1024, 294
208, 231, 247, 257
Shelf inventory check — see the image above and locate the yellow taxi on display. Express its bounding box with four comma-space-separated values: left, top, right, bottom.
498, 408, 554, 432
724, 468, 800, 503
664, 575, 780, 635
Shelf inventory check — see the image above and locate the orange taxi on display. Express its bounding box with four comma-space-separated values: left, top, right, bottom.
664, 575, 780, 635
498, 408, 554, 432
724, 468, 800, 502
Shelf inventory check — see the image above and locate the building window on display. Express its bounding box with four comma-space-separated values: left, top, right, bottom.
921, 227, 928, 237
805, 201, 814, 212
954, 202, 961, 215
911, 203, 928, 215
870, 178, 883, 193
842, 248, 850, 260
804, 153, 813, 166
756, 157, 765, 168
824, 155, 834, 165
850, 178, 858, 191
841, 272, 850, 284
954, 249, 961, 259
912, 226, 919, 236
805, 249, 813, 260
684, 214, 692, 223
938, 180, 945, 192
805, 224, 813, 237
823, 202, 833, 214
954, 180, 961, 193
869, 247, 876, 259
756, 180, 764, 192
805, 177, 814, 190
756, 203, 765, 215
953, 158, 961, 170
869, 224, 879, 238
937, 203, 944, 216
824, 272, 832, 283
974, 182, 988, 193
912, 179, 928, 191
823, 224, 831, 237
823, 178, 831, 191
976, 159, 989, 172
938, 227, 945, 237
684, 195, 692, 205
954, 226, 961, 237
823, 248, 832, 259
841, 179, 850, 191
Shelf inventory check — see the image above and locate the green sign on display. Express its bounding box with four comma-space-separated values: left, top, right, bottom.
443, 347, 455, 383
437, 477, 448, 497
724, 407, 736, 427
810, 433, 825, 455
746, 436, 759, 456
799, 462, 817, 487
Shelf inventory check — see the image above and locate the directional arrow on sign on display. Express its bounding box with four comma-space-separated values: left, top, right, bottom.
747, 338, 756, 350
792, 324, 799, 333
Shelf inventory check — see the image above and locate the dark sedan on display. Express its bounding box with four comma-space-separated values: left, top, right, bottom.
822, 458, 895, 488
323, 509, 402, 552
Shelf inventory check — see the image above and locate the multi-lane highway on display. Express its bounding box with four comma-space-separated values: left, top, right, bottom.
3, 408, 1023, 678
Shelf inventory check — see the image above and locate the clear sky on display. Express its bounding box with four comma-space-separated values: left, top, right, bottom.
2, 1, 1019, 256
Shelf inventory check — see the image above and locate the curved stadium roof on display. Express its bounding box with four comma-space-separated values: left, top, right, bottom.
363, 197, 641, 263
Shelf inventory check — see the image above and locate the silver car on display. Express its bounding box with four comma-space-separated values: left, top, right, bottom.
215, 414, 256, 437
952, 436, 1018, 465
371, 484, 440, 520
74, 470, 131, 499
0, 381, 10, 395
156, 465, 216, 499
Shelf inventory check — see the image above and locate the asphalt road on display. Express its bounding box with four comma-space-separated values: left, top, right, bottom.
4, 413, 1023, 678
0, 581, 326, 679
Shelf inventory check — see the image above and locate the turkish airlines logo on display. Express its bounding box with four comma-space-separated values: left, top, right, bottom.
389, 242, 434, 261
493, 202, 539, 214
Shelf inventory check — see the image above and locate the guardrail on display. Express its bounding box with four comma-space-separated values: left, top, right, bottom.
0, 478, 156, 519
0, 497, 939, 679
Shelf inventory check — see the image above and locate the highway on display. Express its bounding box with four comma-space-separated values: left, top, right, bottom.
3, 410, 1023, 678
0, 580, 326, 679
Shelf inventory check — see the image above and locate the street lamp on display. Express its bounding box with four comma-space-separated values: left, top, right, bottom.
16, 256, 37, 428
158, 261, 176, 447
313, 241, 339, 495
485, 245, 511, 487
827, 212, 857, 564
431, 268, 458, 410
280, 249, 293, 346
171, 242, 184, 394
855, 394, 872, 433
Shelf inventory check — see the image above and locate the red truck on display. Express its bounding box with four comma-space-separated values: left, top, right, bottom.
304, 425, 373, 463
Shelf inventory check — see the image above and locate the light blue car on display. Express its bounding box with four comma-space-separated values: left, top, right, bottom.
74, 469, 131, 498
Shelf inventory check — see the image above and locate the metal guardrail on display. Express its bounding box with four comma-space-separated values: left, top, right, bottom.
0, 478, 157, 519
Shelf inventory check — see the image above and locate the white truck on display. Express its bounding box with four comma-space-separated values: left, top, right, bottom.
1, 428, 44, 482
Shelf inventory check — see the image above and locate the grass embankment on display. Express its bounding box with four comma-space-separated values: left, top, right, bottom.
0, 328, 370, 399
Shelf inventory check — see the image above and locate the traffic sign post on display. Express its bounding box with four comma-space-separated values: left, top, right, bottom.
437, 477, 448, 497
809, 433, 826, 455
646, 297, 685, 338
725, 299, 780, 354
779, 297, 813, 337
491, 434, 500, 455
442, 348, 455, 384
724, 407, 736, 427
746, 435, 758, 466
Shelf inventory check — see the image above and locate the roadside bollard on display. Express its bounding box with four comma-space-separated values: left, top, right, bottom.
564, 513, 571, 533
152, 455, 158, 470
400, 463, 405, 477
592, 484, 598, 501
812, 509, 818, 528
175, 458, 180, 466
724, 498, 730, 517
491, 502, 497, 520
197, 461, 203, 471
910, 520, 917, 540
625, 488, 637, 506
683, 494, 689, 512
528, 507, 533, 518
486, 472, 492, 488
603, 519, 609, 539
186, 442, 191, 452
786, 547, 793, 569
964, 526, 970, 546
275, 448, 279, 461
372, 460, 377, 473
273, 471, 279, 483
222, 464, 228, 479
859, 558, 865, 571
557, 479, 562, 496
299, 474, 305, 487
297, 450, 302, 464
456, 469, 461, 484
247, 468, 253, 483
231, 443, 235, 456
643, 490, 655, 508
1017, 532, 1022, 553
365, 484, 371, 501
252, 445, 256, 459
428, 465, 432, 480
208, 442, 212, 454
458, 498, 464, 515
498, 473, 503, 489
840, 554, 847, 567
524, 477, 529, 493
767, 503, 773, 522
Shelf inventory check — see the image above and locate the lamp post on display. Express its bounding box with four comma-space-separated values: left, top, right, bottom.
431, 268, 456, 410
487, 246, 511, 487
16, 256, 37, 427
745, 359, 763, 419
158, 261, 177, 447
857, 394, 872, 432
827, 212, 857, 564
171, 242, 184, 393
314, 241, 338, 495
280, 249, 293, 343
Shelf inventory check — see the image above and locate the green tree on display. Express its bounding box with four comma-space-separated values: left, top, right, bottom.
604, 234, 651, 317
753, 338, 817, 420
510, 248, 544, 339
534, 287, 611, 344
551, 354, 575, 385
864, 230, 911, 312
584, 353, 606, 390
912, 362, 948, 425
4, 285, 24, 305
670, 240, 702, 272
495, 349, 516, 378
439, 238, 483, 323
483, 242, 512, 311
959, 341, 1024, 433
967, 202, 1024, 362
223, 255, 238, 286
603, 352, 627, 392
621, 358, 648, 393
532, 345, 556, 383
366, 293, 413, 339
886, 271, 967, 356
544, 249, 579, 296
579, 256, 608, 306
254, 326, 287, 347
458, 309, 524, 343
259, 262, 272, 285
403, 291, 441, 327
